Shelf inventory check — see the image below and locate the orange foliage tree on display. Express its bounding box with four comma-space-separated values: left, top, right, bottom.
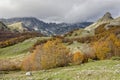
21, 38, 70, 70
73, 51, 85, 65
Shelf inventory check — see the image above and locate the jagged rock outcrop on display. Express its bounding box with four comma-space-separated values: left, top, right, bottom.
98, 12, 113, 22
85, 12, 113, 32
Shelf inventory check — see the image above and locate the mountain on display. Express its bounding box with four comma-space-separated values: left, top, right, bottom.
0, 17, 92, 35
98, 12, 113, 22
65, 12, 120, 38
8, 22, 34, 32
0, 17, 49, 34
46, 22, 92, 35
85, 12, 113, 31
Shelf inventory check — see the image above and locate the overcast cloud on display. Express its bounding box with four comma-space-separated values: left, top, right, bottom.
0, 0, 120, 23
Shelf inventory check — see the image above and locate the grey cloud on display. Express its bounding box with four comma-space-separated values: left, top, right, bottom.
0, 0, 120, 23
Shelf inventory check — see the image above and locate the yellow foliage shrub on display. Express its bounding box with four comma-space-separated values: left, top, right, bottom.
92, 33, 120, 60
92, 41, 110, 60
106, 33, 120, 57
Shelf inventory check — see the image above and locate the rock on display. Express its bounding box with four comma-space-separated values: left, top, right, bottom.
26, 72, 32, 76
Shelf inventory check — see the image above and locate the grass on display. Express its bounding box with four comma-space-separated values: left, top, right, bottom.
0, 37, 50, 59
0, 60, 120, 80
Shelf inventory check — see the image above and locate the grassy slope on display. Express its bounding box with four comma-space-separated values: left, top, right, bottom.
0, 37, 50, 59
0, 60, 120, 80
8, 22, 24, 32
67, 41, 91, 54
65, 29, 94, 38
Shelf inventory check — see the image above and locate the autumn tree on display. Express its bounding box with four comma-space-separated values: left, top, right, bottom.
92, 41, 110, 60
92, 33, 120, 60
21, 38, 70, 70
73, 51, 85, 65
106, 33, 120, 57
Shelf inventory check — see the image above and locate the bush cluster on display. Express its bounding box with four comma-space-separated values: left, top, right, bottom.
21, 38, 70, 70
0, 59, 20, 71
0, 32, 42, 48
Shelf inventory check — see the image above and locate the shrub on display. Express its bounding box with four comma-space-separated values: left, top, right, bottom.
72, 51, 85, 65
21, 38, 70, 71
0, 59, 20, 71
0, 32, 42, 48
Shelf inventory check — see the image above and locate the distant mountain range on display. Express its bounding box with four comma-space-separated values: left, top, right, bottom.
0, 17, 92, 35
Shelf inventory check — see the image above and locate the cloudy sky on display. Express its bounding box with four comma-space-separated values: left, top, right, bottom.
0, 0, 120, 23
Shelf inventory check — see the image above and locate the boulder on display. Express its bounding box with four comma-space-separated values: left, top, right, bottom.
26, 72, 32, 76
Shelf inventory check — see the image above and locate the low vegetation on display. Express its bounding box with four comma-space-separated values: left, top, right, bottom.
1, 60, 120, 80
0, 32, 43, 48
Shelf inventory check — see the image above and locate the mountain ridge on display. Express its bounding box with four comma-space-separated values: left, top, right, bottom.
0, 17, 92, 35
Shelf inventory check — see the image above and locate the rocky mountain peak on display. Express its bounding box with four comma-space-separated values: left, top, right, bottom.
98, 12, 113, 22
85, 12, 114, 31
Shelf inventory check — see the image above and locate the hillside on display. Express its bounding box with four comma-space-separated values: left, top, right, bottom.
1, 60, 120, 80
0, 37, 50, 59
64, 12, 120, 38
64, 29, 94, 38
8, 22, 28, 32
